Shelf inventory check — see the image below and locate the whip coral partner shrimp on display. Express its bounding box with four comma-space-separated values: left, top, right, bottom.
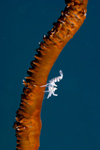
41, 70, 63, 99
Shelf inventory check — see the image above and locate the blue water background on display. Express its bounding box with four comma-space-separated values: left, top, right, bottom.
0, 0, 100, 150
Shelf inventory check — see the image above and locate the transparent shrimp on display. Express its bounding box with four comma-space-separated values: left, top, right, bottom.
41, 70, 63, 99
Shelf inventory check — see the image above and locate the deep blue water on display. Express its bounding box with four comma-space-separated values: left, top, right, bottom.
0, 0, 100, 150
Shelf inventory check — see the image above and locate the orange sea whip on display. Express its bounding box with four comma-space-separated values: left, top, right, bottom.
14, 0, 88, 149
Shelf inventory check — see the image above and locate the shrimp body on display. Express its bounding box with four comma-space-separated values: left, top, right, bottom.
41, 70, 63, 99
